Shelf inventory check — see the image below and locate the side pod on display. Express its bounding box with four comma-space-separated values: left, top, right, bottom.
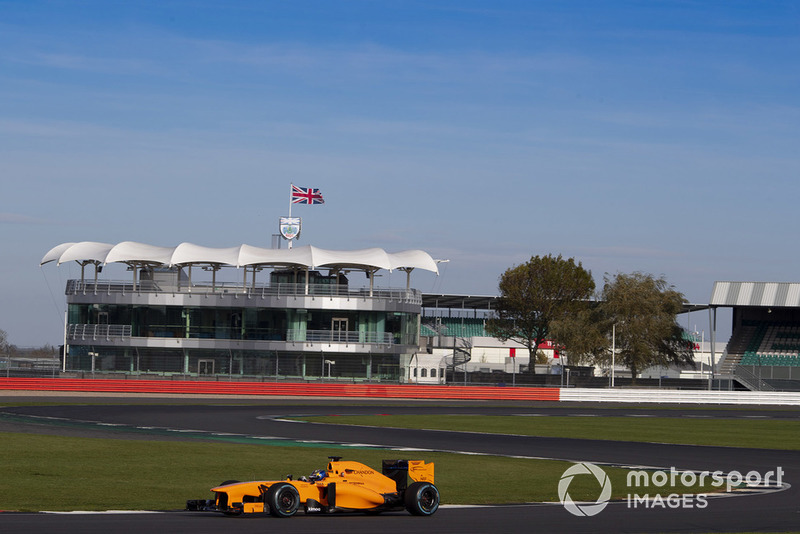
327, 482, 336, 508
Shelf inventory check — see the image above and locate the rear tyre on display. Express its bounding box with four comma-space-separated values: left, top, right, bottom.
266, 483, 300, 518
404, 482, 439, 516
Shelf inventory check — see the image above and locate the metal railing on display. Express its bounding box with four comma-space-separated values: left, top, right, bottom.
733, 365, 776, 392
66, 324, 397, 346
287, 329, 394, 345
66, 280, 146, 294
67, 324, 132, 340
66, 280, 422, 304
0, 357, 60, 377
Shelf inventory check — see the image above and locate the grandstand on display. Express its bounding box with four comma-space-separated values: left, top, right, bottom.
712, 282, 800, 391
418, 317, 487, 383
421, 317, 488, 339
419, 297, 566, 382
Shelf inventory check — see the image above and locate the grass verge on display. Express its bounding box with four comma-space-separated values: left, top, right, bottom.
291, 415, 800, 450
0, 432, 717, 511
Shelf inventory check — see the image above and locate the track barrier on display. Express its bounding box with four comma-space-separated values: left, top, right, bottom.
560, 388, 800, 405
0, 378, 560, 402
2, 378, 799, 404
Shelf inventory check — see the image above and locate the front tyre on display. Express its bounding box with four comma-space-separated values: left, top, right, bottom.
265, 483, 300, 518
404, 482, 440, 516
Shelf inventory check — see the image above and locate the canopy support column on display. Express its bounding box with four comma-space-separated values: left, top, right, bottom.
400, 267, 414, 290
369, 269, 375, 297
708, 306, 717, 391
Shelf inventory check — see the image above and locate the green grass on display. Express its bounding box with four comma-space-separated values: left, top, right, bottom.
291, 415, 800, 450
0, 432, 717, 512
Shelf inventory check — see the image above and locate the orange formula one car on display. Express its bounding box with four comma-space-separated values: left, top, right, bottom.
187, 456, 439, 518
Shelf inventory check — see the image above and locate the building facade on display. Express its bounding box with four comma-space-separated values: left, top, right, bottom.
44, 242, 439, 383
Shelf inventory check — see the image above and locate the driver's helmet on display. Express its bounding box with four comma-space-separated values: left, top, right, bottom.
309, 469, 327, 482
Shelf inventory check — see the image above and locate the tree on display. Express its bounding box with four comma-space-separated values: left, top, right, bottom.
599, 272, 694, 380
0, 329, 9, 354
549, 305, 608, 366
486, 254, 595, 373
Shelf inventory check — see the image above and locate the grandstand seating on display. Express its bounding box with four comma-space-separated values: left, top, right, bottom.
419, 324, 438, 337
735, 322, 800, 367
740, 352, 800, 366
420, 318, 488, 338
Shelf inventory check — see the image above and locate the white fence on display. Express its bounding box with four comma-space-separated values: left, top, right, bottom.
560, 388, 800, 405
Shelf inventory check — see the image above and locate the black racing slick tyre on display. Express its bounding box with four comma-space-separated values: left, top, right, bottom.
266, 483, 300, 518
404, 482, 440, 516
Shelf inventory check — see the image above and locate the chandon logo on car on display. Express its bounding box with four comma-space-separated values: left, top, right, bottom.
346, 470, 375, 475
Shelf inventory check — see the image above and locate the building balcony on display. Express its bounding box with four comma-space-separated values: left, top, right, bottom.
287, 329, 394, 345
67, 324, 132, 340
65, 279, 422, 305
66, 324, 408, 347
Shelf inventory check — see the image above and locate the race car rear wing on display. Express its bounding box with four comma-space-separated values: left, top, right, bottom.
382, 459, 435, 491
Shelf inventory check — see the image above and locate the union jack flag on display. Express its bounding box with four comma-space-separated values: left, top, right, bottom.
291, 185, 325, 204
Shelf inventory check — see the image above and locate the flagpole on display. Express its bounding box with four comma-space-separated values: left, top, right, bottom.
288, 183, 293, 249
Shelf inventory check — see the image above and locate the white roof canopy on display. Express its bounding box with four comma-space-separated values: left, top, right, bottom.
41, 241, 439, 274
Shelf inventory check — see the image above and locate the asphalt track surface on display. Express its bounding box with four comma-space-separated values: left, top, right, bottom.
1, 395, 799, 533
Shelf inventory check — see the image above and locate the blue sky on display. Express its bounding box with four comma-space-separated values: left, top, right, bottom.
2, 1, 799, 346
